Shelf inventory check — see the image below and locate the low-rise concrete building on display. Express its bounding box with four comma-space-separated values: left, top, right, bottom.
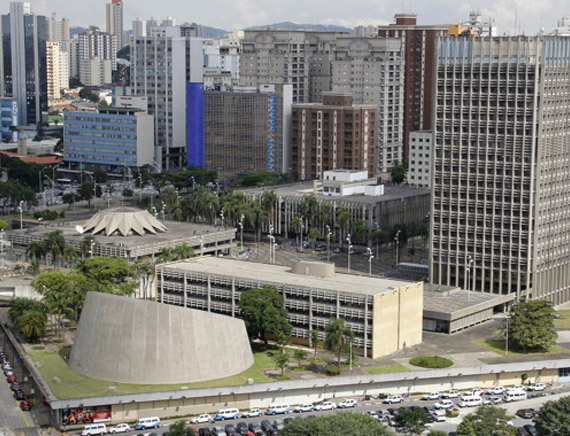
157, 258, 424, 359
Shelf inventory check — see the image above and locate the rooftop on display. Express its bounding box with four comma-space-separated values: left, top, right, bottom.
162, 257, 417, 296
424, 286, 514, 319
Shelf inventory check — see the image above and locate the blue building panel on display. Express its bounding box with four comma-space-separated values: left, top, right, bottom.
186, 82, 205, 167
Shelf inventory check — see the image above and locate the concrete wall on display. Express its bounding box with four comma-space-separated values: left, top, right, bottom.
372, 282, 423, 358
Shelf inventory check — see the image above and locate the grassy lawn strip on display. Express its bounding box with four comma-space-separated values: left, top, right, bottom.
365, 364, 410, 375
472, 338, 567, 356
554, 310, 570, 329
29, 348, 274, 399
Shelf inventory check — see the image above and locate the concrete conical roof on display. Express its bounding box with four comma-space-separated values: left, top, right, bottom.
69, 292, 254, 384
83, 207, 167, 237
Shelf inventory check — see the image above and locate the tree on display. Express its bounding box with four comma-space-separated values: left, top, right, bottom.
308, 227, 321, 249
261, 190, 277, 227
18, 309, 48, 342
324, 318, 354, 365
272, 351, 290, 376
26, 240, 47, 264
427, 432, 448, 436
78, 181, 95, 206
62, 192, 80, 210
503, 300, 557, 352
390, 160, 407, 184
300, 195, 318, 228
238, 285, 291, 344
310, 329, 321, 356
394, 407, 429, 435
169, 420, 193, 436
534, 395, 570, 436
291, 216, 304, 249
43, 230, 66, 267
80, 235, 97, 259
76, 256, 137, 295
457, 406, 516, 436
62, 245, 79, 268
293, 349, 307, 367
280, 412, 391, 436
8, 297, 45, 326
79, 87, 99, 103
336, 207, 351, 242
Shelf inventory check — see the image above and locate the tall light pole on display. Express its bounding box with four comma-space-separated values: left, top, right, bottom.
367, 248, 374, 276
220, 209, 225, 229
239, 214, 245, 250
268, 235, 275, 263
347, 233, 352, 274
466, 255, 474, 301
394, 229, 401, 266
374, 222, 380, 257
17, 201, 23, 230
0, 229, 4, 269
300, 223, 305, 251
161, 201, 166, 221
326, 224, 332, 263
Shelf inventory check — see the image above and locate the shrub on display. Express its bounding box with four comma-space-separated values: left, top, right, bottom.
33, 210, 59, 221
326, 362, 341, 376
409, 356, 453, 369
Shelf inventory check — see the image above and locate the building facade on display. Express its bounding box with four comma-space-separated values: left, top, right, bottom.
377, 14, 448, 158
292, 93, 377, 180
157, 258, 423, 359
64, 107, 154, 172
77, 26, 117, 86
105, 0, 124, 50
45, 41, 69, 104
131, 25, 203, 170
407, 131, 433, 188
430, 36, 570, 304
0, 97, 18, 142
0, 2, 48, 126
49, 13, 69, 42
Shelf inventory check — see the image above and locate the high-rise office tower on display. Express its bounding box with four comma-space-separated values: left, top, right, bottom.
131, 24, 203, 170
77, 26, 116, 86
0, 2, 48, 126
430, 36, 570, 304
330, 37, 405, 177
132, 19, 146, 38
377, 14, 448, 158
105, 0, 124, 50
49, 13, 69, 42
46, 41, 69, 104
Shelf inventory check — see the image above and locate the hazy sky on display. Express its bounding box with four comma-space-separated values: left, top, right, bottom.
21, 0, 569, 34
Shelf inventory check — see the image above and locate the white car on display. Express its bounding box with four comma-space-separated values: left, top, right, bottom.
383, 395, 404, 404
422, 392, 442, 400
294, 404, 315, 413
486, 386, 506, 395
190, 413, 214, 424
466, 388, 483, 397
242, 409, 263, 418
434, 399, 454, 410
482, 396, 502, 405
528, 383, 547, 391
442, 390, 460, 398
108, 424, 131, 434
431, 410, 446, 422
314, 401, 336, 411
337, 399, 358, 409
510, 384, 526, 391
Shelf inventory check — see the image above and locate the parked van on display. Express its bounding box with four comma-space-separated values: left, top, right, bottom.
504, 389, 528, 402
81, 424, 107, 436
458, 395, 482, 407
135, 417, 161, 430
266, 404, 291, 415
215, 408, 241, 420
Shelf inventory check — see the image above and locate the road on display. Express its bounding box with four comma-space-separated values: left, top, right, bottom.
64, 388, 568, 436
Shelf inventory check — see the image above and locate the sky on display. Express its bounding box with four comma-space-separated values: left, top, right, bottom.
22, 0, 569, 34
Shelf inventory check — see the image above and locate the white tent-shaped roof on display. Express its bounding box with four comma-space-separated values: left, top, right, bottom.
82, 207, 167, 237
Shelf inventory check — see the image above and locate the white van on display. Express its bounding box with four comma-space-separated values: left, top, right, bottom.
135, 417, 161, 430
504, 389, 527, 402
266, 403, 291, 415
81, 424, 107, 436
215, 408, 241, 420
458, 395, 482, 407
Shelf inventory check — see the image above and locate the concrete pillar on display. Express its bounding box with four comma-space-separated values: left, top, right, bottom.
183, 271, 187, 308
231, 278, 235, 317
364, 297, 369, 358
160, 268, 164, 303
207, 275, 211, 312
309, 289, 313, 330
336, 290, 340, 318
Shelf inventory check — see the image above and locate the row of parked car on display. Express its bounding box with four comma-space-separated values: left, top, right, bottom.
0, 347, 30, 411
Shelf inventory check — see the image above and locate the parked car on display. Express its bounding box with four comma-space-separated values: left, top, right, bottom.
486, 386, 506, 395
442, 390, 460, 398
211, 426, 226, 436
483, 396, 503, 405
6, 374, 17, 383
527, 383, 547, 391
248, 423, 263, 434
272, 420, 285, 431
337, 399, 358, 409
431, 410, 446, 422
260, 420, 275, 433
198, 428, 213, 436
294, 404, 314, 413
108, 424, 131, 434
236, 422, 250, 435
314, 401, 336, 411
10, 382, 21, 391
515, 409, 536, 419
470, 388, 484, 397
422, 392, 442, 400
190, 414, 215, 424
242, 409, 263, 418
521, 425, 538, 436
434, 399, 454, 410
19, 401, 32, 411
13, 389, 25, 400
383, 395, 404, 404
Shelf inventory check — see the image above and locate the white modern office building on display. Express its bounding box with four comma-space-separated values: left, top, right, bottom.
407, 131, 433, 188
430, 36, 570, 304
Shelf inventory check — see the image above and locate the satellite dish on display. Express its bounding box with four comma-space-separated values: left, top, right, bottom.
75, 225, 84, 235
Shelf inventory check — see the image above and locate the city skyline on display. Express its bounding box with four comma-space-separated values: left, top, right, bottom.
25, 0, 566, 35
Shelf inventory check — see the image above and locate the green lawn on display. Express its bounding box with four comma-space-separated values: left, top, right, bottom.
365, 364, 410, 375
554, 310, 570, 329
29, 347, 276, 399
472, 338, 568, 356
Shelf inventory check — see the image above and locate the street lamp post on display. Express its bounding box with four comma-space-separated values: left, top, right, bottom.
0, 229, 4, 269
347, 233, 352, 274
239, 214, 245, 250
161, 201, 166, 221
466, 255, 474, 301
367, 248, 374, 276
326, 224, 332, 263
300, 223, 305, 251
17, 201, 23, 230
374, 222, 380, 258
394, 230, 401, 266
268, 235, 275, 263
220, 209, 225, 229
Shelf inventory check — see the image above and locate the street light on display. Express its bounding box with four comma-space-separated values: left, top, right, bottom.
394, 230, 402, 266
88, 240, 95, 257
347, 233, 352, 274
268, 235, 275, 263
161, 201, 166, 221
466, 255, 474, 301
239, 214, 245, 250
0, 229, 4, 269
220, 209, 225, 229
367, 248, 374, 276
326, 224, 332, 263
17, 201, 23, 230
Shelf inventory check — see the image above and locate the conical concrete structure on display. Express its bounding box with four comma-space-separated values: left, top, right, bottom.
82, 207, 167, 236
69, 292, 254, 384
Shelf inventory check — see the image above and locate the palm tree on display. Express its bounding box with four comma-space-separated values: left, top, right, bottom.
320, 203, 334, 233
172, 242, 194, 260
310, 328, 321, 357
336, 207, 351, 243
291, 216, 304, 250
26, 240, 47, 264
43, 230, 66, 267
43, 290, 74, 339
261, 190, 278, 227
62, 245, 79, 268
18, 309, 47, 342
80, 235, 97, 259
300, 195, 318, 228
308, 227, 321, 250
325, 317, 354, 366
